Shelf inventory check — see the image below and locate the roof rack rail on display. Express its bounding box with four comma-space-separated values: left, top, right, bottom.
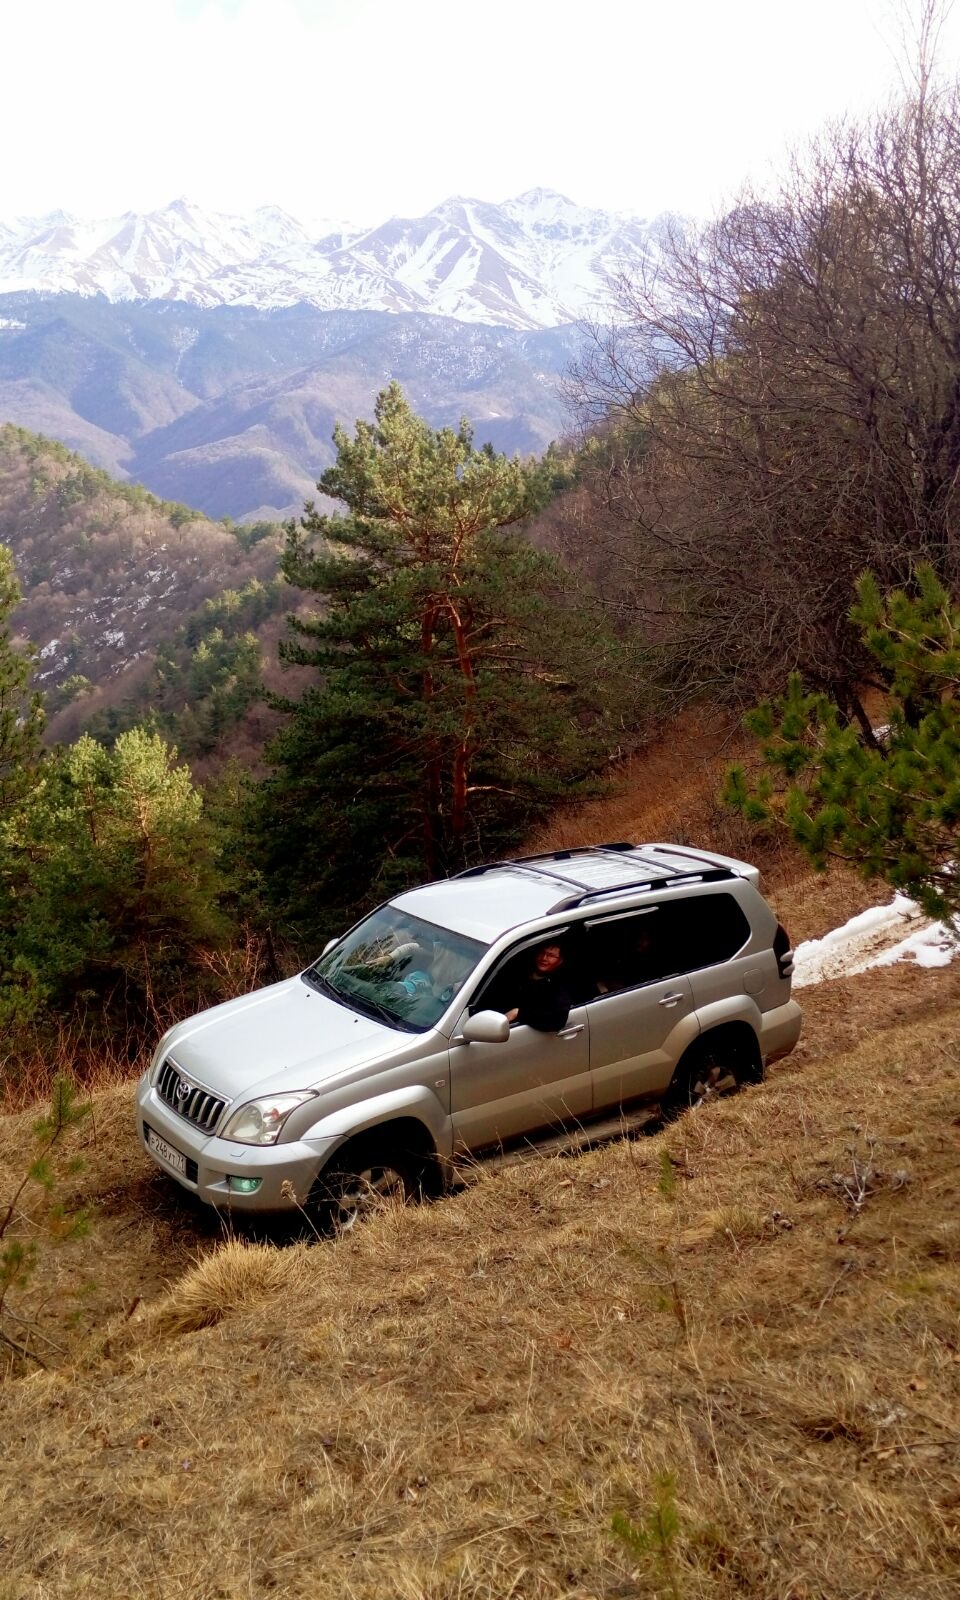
547, 867, 735, 913
456, 845, 639, 896
506, 841, 636, 864
454, 851, 736, 911
454, 842, 639, 886
455, 859, 603, 893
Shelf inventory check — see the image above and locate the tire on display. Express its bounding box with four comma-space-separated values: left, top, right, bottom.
309, 1142, 421, 1236
663, 1034, 761, 1117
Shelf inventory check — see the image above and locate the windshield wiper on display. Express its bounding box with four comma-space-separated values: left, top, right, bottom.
347, 992, 417, 1031
302, 968, 339, 1000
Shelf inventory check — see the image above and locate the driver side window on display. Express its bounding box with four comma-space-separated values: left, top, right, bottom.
470, 930, 592, 1018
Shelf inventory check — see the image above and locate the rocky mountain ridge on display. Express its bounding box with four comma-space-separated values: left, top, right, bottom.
0, 190, 664, 331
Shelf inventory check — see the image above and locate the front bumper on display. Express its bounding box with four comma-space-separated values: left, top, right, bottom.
136, 1077, 337, 1211
759, 999, 803, 1063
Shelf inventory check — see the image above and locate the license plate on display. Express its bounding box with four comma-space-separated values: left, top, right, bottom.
147, 1127, 187, 1177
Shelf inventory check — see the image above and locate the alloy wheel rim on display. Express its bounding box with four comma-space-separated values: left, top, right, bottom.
690, 1064, 738, 1103
332, 1165, 406, 1232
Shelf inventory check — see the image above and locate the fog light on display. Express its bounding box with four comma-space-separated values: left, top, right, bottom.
227, 1175, 262, 1194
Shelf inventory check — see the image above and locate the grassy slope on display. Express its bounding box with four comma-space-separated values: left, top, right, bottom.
1, 988, 958, 1599
1, 715, 958, 1599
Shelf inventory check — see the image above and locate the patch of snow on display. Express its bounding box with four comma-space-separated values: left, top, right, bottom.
793, 892, 959, 987
867, 919, 958, 970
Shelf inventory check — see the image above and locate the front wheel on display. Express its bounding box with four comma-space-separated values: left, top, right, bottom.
310, 1147, 420, 1235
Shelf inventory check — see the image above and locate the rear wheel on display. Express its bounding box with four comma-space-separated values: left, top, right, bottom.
664, 1034, 761, 1117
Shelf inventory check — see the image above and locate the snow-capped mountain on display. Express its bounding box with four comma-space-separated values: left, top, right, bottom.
0, 190, 661, 330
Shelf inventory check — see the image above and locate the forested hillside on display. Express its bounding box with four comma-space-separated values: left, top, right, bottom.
0, 424, 290, 754
0, 393, 631, 1096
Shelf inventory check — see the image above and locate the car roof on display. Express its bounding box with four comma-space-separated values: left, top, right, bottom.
390, 842, 757, 944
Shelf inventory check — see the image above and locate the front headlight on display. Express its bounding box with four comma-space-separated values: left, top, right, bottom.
221, 1091, 317, 1146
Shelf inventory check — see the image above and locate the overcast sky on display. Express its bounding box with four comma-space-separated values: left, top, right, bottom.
8, 0, 960, 226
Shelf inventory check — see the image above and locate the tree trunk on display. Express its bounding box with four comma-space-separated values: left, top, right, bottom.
447, 599, 477, 855
420, 605, 441, 879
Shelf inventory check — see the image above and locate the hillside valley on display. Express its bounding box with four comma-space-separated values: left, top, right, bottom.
0, 295, 580, 520
0, 190, 655, 519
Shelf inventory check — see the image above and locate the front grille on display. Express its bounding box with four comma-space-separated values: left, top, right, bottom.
156, 1058, 226, 1134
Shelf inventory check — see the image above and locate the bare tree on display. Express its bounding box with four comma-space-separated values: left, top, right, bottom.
568, 16, 960, 727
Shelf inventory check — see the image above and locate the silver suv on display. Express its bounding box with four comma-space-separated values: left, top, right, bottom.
136, 842, 801, 1227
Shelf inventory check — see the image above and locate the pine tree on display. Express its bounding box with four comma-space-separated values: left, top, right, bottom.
0, 545, 43, 816
725, 565, 960, 917
4, 728, 231, 1033
255, 385, 624, 938
0, 545, 46, 1031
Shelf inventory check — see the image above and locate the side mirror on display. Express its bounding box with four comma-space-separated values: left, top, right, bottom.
461, 1010, 511, 1045
321, 937, 339, 957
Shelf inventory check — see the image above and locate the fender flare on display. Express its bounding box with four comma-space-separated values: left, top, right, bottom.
693, 994, 763, 1041
678, 999, 764, 1079
305, 1084, 449, 1161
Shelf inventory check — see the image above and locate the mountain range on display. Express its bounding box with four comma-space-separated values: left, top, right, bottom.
0, 189, 662, 330
0, 190, 660, 519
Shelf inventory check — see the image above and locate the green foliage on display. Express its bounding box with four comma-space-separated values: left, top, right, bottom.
611, 1472, 682, 1599
82, 580, 281, 758
230, 518, 278, 551
0, 545, 44, 817
253, 384, 626, 940
0, 729, 231, 1038
54, 465, 107, 511
0, 1076, 90, 1369
46, 673, 93, 715
725, 564, 960, 917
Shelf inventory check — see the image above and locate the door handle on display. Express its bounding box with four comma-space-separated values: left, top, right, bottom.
558, 1024, 585, 1040
658, 992, 685, 1008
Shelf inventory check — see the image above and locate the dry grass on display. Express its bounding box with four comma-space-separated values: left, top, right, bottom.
1, 991, 959, 1599
2, 707, 955, 1598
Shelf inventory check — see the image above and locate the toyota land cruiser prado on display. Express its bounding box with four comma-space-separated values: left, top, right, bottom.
136, 842, 801, 1228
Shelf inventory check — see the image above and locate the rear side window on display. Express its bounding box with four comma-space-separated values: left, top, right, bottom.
585, 893, 751, 997
585, 911, 676, 993
666, 893, 751, 971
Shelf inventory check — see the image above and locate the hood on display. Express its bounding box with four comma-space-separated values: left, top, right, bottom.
161, 977, 398, 1100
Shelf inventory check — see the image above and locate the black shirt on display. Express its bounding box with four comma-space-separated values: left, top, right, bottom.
513, 970, 573, 1032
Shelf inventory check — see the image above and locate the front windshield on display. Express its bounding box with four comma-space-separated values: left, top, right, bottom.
305, 906, 486, 1032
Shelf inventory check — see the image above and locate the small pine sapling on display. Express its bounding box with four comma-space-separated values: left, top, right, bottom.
611, 1471, 683, 1599
0, 1076, 90, 1368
